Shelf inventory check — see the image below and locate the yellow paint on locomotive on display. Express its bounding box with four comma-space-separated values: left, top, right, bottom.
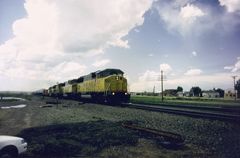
105, 75, 128, 92
76, 75, 128, 93
63, 84, 77, 94
55, 86, 63, 94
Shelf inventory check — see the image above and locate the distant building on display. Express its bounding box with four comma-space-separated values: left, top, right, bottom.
163, 89, 178, 97
131, 92, 160, 96
183, 91, 190, 97
130, 92, 137, 96
177, 91, 184, 97
224, 89, 237, 99
202, 91, 220, 98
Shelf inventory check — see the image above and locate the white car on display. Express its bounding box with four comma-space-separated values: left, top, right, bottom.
0, 136, 27, 157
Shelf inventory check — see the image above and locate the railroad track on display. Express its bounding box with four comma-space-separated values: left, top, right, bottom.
126, 102, 240, 114
121, 103, 240, 122
43, 97, 240, 122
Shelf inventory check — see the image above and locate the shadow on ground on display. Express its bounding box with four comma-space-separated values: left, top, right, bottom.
17, 120, 139, 157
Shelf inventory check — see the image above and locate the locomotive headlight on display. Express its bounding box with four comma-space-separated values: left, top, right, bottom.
112, 92, 115, 95
125, 92, 128, 95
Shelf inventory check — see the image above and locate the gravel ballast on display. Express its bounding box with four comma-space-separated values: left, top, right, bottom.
0, 97, 239, 158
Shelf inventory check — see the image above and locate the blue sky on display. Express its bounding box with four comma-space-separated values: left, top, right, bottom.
0, 0, 240, 92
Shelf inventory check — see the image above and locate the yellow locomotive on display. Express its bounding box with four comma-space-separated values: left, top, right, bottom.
48, 68, 130, 103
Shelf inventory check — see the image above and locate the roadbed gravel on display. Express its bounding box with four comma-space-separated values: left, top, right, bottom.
0, 96, 239, 158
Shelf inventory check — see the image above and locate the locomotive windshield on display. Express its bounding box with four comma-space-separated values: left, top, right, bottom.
96, 69, 123, 78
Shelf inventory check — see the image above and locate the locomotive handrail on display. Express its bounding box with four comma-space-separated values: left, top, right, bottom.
105, 83, 111, 96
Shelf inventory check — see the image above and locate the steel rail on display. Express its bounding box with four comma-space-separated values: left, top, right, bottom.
126, 102, 240, 114
122, 103, 240, 122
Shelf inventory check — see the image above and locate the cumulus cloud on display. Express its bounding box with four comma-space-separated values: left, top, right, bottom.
0, 0, 153, 90
160, 63, 172, 73
180, 4, 205, 19
155, 1, 205, 35
165, 72, 234, 90
131, 72, 234, 92
154, 0, 240, 36
131, 70, 158, 92
224, 57, 240, 72
219, 0, 240, 12
92, 59, 111, 68
136, 63, 172, 83
139, 70, 160, 82
184, 68, 202, 76
233, 62, 240, 72
224, 66, 234, 70
132, 64, 172, 91
47, 62, 86, 82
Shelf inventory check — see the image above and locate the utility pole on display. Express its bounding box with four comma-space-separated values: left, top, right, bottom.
56, 82, 59, 108
153, 85, 155, 95
161, 70, 164, 102
232, 76, 237, 101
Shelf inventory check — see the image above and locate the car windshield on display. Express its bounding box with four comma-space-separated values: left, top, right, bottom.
97, 69, 123, 78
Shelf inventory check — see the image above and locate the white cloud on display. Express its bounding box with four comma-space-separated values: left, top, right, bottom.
130, 81, 156, 92
47, 62, 86, 82
231, 60, 240, 72
166, 73, 234, 90
139, 70, 160, 82
192, 51, 197, 56
180, 4, 205, 19
0, 0, 153, 90
224, 66, 234, 70
154, 0, 240, 36
148, 53, 154, 57
224, 57, 240, 72
3, 61, 86, 83
219, 0, 240, 12
92, 59, 111, 68
130, 72, 234, 92
160, 63, 172, 73
155, 2, 205, 35
184, 68, 202, 76
132, 65, 172, 92
108, 39, 130, 49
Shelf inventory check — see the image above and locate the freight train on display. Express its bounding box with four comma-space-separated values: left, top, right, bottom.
40, 68, 130, 103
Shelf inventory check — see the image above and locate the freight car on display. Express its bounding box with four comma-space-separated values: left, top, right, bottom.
48, 68, 130, 103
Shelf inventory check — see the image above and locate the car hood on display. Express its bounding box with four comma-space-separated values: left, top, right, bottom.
0, 135, 22, 142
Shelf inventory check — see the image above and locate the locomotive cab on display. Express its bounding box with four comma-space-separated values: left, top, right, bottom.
97, 69, 130, 103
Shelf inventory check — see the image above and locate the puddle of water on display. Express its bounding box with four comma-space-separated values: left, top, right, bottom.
1, 104, 27, 109
1, 97, 26, 101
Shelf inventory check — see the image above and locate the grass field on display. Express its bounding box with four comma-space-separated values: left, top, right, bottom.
130, 95, 240, 107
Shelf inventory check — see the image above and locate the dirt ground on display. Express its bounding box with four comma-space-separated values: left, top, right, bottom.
0, 96, 240, 158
